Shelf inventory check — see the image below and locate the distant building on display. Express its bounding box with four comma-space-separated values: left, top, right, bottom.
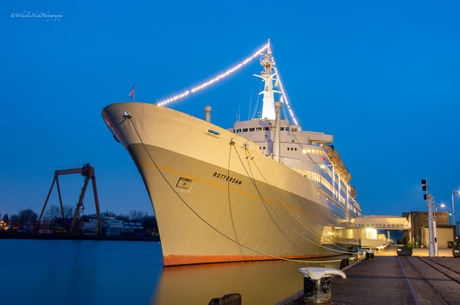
402, 211, 456, 248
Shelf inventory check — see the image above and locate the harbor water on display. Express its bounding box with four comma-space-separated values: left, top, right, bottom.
0, 240, 349, 304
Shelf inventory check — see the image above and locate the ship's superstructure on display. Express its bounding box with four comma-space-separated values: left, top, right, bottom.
231, 48, 361, 218
102, 43, 362, 266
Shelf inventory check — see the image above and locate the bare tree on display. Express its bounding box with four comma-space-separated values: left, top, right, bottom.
129, 210, 148, 222
10, 214, 19, 227
18, 209, 38, 225
43, 205, 62, 221
117, 214, 130, 222
63, 205, 75, 218
143, 215, 158, 232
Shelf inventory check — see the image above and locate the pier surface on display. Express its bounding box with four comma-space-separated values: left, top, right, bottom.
281, 246, 460, 305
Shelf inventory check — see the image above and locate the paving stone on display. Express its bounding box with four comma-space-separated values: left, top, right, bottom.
280, 246, 459, 305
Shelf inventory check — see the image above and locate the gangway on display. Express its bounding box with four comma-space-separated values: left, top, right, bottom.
39, 163, 102, 234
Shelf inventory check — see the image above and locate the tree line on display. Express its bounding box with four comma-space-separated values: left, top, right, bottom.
1, 206, 158, 232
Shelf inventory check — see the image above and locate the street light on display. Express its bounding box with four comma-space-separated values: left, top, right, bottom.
435, 203, 446, 212
452, 191, 459, 225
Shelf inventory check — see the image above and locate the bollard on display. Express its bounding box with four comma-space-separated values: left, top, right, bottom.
298, 267, 346, 304
365, 250, 374, 261
208, 293, 241, 305
339, 258, 348, 269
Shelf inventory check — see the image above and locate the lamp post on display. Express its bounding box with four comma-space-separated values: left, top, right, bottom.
453, 192, 459, 238
435, 203, 446, 213
435, 203, 447, 256
452, 191, 459, 226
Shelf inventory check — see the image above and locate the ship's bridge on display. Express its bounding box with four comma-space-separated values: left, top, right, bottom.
230, 118, 333, 148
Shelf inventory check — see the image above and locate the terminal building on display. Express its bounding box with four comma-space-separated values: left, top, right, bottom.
403, 211, 457, 248
334, 212, 458, 250
333, 215, 410, 250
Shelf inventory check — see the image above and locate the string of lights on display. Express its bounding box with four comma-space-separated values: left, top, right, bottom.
271, 55, 298, 126
155, 42, 299, 127
157, 43, 269, 107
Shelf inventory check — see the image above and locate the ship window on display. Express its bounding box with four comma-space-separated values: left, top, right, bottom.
302, 148, 307, 154
256, 127, 262, 131
280, 127, 284, 131
243, 128, 248, 132
286, 127, 290, 131
307, 149, 311, 153
287, 147, 290, 151
299, 140, 301, 143
312, 149, 316, 154
263, 147, 266, 150
292, 128, 297, 132
295, 148, 297, 151
264, 127, 269, 131
237, 129, 241, 133
292, 140, 295, 143
249, 128, 255, 131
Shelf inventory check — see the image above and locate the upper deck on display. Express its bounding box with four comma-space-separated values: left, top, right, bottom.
228, 118, 362, 217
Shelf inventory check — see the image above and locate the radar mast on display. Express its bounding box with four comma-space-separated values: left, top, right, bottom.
254, 39, 280, 120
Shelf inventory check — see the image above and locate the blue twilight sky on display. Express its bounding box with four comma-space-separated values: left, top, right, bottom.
1, 1, 460, 219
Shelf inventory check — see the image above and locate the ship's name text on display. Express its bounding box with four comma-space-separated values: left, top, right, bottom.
213, 172, 243, 185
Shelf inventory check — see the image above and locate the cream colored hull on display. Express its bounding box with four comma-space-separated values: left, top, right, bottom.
102, 102, 351, 266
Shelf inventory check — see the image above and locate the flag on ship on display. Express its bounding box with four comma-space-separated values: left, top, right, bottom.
128, 84, 135, 101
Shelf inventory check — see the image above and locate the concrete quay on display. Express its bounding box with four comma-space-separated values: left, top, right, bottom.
280, 246, 460, 305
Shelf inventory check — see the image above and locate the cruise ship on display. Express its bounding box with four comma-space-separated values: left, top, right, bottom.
102, 45, 362, 266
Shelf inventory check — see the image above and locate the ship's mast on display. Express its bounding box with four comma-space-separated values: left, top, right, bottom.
254, 39, 280, 120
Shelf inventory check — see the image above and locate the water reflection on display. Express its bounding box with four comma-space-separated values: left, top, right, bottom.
0, 239, 349, 305
152, 256, 348, 305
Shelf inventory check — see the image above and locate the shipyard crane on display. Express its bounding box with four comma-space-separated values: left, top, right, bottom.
39, 163, 102, 234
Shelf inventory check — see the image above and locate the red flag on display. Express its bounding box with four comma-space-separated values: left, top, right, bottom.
128, 84, 135, 100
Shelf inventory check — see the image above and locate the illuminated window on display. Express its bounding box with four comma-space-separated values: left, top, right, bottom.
307, 149, 311, 153
302, 148, 307, 154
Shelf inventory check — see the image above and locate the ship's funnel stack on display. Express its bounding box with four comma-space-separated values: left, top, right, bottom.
204, 106, 212, 123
